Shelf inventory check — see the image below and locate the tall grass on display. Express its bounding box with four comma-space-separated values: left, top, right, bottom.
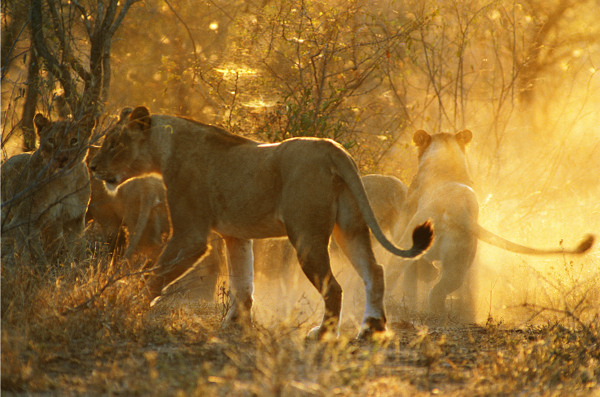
2, 241, 599, 395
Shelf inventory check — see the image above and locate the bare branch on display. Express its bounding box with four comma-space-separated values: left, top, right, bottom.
108, 0, 139, 37
31, 0, 80, 111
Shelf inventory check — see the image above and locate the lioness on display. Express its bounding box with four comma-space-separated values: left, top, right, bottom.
86, 145, 170, 260
362, 174, 409, 246
165, 175, 409, 305
390, 129, 594, 313
90, 106, 433, 339
1, 114, 93, 263
248, 174, 410, 280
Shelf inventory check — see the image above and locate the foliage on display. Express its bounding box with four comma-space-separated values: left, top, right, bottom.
3, 0, 599, 168
1, 0, 136, 153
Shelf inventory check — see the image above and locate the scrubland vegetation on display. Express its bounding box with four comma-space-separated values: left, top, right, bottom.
1, 253, 599, 395
2, 0, 600, 395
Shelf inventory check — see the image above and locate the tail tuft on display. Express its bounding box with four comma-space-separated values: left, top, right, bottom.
411, 219, 435, 254
575, 234, 595, 253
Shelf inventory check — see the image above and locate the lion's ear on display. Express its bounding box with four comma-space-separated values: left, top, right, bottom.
130, 106, 150, 119
456, 129, 472, 145
128, 106, 151, 131
413, 130, 431, 147
34, 113, 51, 136
118, 107, 133, 123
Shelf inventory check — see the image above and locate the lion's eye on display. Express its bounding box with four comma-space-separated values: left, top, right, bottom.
70, 137, 78, 147
47, 137, 55, 145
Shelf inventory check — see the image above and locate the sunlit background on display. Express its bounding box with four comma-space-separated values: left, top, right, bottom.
2, 0, 599, 326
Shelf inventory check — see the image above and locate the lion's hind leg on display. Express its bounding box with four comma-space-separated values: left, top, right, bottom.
428, 238, 476, 314
280, 173, 343, 339
399, 258, 440, 308
333, 224, 387, 339
288, 232, 342, 340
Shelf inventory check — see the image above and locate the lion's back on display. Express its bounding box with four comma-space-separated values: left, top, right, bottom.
2, 152, 90, 229
1, 153, 33, 200
362, 174, 408, 234
116, 175, 169, 253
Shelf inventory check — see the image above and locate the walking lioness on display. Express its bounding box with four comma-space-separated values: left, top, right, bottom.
389, 129, 594, 313
90, 106, 433, 339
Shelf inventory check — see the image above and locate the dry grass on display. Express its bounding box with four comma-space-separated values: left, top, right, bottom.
2, 244, 599, 396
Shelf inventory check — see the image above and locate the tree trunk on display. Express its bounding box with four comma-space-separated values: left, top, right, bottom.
21, 47, 40, 152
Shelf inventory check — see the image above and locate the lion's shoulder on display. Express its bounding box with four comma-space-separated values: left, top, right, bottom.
2, 152, 33, 177
1, 152, 35, 199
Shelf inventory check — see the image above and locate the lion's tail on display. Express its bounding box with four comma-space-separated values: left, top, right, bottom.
477, 225, 594, 255
329, 147, 433, 258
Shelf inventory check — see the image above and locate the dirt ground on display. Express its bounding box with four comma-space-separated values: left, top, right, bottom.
2, 260, 599, 396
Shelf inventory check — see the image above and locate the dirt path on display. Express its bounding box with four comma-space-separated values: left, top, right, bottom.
4, 302, 598, 396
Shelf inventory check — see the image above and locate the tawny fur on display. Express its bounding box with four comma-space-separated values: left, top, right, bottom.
1, 114, 92, 264
90, 106, 433, 339
86, 145, 170, 260
389, 129, 594, 313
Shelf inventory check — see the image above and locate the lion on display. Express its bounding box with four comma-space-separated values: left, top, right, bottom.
89, 105, 433, 339
388, 129, 594, 313
362, 174, 409, 247
86, 145, 170, 260
165, 173, 408, 305
1, 114, 93, 264
241, 174, 410, 282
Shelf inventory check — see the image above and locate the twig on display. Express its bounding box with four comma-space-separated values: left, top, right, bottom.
61, 267, 153, 315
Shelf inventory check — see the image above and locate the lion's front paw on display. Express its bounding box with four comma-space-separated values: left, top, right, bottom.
357, 317, 387, 341
306, 322, 339, 341
221, 308, 252, 332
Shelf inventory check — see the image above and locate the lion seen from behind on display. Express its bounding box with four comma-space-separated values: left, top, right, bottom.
388, 129, 594, 314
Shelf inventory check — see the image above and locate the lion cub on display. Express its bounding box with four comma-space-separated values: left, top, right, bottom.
1, 114, 93, 264
86, 145, 170, 260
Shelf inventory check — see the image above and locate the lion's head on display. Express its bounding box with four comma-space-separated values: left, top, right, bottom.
34, 113, 94, 173
413, 129, 473, 185
90, 106, 153, 187
413, 129, 472, 159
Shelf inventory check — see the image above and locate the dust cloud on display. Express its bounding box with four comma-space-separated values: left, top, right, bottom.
377, 81, 599, 326
3, 0, 598, 331
253, 80, 600, 330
